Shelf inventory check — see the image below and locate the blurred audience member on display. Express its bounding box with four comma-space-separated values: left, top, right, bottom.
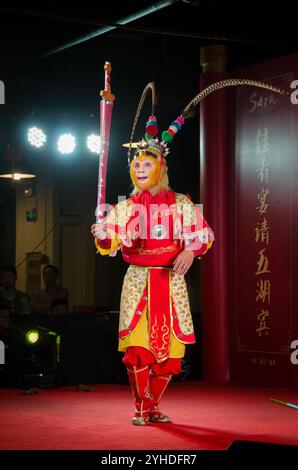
0, 265, 30, 341
34, 265, 68, 314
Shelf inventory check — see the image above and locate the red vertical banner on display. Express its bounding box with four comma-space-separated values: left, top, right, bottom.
231, 54, 298, 387
200, 70, 230, 383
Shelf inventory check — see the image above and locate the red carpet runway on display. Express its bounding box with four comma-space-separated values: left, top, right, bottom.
0, 381, 297, 450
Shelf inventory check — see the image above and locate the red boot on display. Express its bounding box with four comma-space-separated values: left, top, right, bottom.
127, 365, 153, 426
149, 372, 172, 423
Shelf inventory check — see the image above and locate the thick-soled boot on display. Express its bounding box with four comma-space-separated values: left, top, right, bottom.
148, 372, 172, 423
127, 365, 153, 426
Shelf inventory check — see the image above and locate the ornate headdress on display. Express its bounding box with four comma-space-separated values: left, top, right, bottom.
127, 78, 288, 165
128, 82, 187, 164
133, 114, 184, 160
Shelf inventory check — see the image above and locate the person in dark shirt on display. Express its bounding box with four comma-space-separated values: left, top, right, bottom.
0, 265, 30, 343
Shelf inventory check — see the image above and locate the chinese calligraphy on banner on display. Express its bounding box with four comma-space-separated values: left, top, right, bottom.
232, 54, 298, 387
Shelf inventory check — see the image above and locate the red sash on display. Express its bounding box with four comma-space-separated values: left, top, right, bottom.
148, 268, 171, 362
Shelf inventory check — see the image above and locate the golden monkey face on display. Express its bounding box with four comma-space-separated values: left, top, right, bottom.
130, 155, 161, 190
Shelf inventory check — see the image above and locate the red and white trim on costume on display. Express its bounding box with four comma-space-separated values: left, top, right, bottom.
127, 365, 153, 422
171, 299, 196, 344
118, 288, 148, 340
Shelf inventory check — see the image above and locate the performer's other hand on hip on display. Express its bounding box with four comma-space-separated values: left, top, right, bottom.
91, 222, 108, 240
173, 249, 195, 276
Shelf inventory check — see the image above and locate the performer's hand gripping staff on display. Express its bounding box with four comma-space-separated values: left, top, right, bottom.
91, 62, 115, 242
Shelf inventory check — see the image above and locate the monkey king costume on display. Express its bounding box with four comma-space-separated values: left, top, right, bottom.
95, 113, 214, 425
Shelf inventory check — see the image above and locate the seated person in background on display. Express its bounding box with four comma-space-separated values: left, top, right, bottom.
0, 265, 31, 314
34, 265, 68, 314
0, 265, 31, 341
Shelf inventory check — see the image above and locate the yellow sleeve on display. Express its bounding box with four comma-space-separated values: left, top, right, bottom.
175, 193, 214, 256
94, 199, 133, 256
95, 236, 120, 256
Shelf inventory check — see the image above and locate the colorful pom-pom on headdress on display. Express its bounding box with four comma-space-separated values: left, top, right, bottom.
141, 113, 184, 159
161, 115, 184, 144
145, 115, 158, 140
127, 82, 185, 163
131, 111, 184, 162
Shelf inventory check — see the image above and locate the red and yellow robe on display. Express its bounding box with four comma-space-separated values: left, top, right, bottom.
95, 189, 213, 363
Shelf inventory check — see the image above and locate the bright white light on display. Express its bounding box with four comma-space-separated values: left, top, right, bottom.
0, 172, 35, 180
87, 134, 101, 154
28, 127, 47, 148
57, 134, 76, 154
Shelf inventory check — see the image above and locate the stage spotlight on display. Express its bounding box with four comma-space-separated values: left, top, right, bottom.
57, 134, 76, 154
20, 326, 62, 387
25, 327, 60, 345
26, 329, 40, 344
87, 134, 101, 154
28, 127, 47, 148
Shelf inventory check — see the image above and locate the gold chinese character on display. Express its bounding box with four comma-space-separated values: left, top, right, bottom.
256, 279, 271, 304
256, 188, 270, 214
255, 248, 270, 275
257, 162, 269, 183
256, 128, 270, 154
255, 218, 270, 245
256, 309, 270, 336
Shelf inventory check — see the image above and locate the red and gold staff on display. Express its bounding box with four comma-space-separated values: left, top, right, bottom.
96, 61, 115, 221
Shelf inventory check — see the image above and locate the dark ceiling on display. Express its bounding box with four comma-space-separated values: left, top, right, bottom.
0, 0, 295, 66
0, 0, 297, 214
0, 1, 296, 103
0, 0, 297, 153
